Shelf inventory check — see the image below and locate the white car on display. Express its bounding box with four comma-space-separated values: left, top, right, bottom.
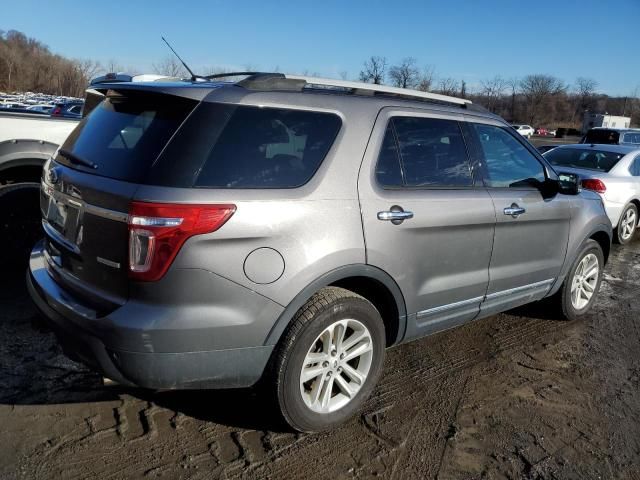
544, 144, 640, 244
512, 124, 535, 138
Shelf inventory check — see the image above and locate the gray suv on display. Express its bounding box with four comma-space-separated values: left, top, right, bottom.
27, 73, 612, 432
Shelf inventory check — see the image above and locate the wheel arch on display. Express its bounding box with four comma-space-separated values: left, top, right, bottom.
0, 139, 59, 184
264, 264, 407, 348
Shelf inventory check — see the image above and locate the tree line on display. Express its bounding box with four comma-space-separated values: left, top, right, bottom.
1, 30, 638, 128
358, 56, 639, 128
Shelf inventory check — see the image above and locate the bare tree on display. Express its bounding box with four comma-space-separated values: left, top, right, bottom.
506, 77, 519, 121
572, 77, 598, 121
415, 66, 436, 92
436, 77, 459, 96
359, 56, 387, 84
152, 55, 187, 77
520, 74, 566, 125
388, 57, 419, 88
105, 58, 123, 73
480, 76, 508, 112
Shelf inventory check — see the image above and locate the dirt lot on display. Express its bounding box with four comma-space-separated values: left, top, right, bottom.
2, 234, 640, 479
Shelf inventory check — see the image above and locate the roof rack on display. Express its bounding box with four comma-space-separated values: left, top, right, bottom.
203, 72, 471, 107
285, 75, 471, 106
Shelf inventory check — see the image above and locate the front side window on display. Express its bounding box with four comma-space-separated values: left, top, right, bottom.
471, 123, 546, 188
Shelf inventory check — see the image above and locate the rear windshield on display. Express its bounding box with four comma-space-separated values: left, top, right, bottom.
58, 96, 341, 189
583, 129, 620, 144
544, 147, 625, 172
57, 93, 197, 182
150, 103, 342, 188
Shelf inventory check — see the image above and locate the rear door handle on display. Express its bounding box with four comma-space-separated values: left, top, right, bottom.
503, 203, 526, 217
377, 206, 414, 225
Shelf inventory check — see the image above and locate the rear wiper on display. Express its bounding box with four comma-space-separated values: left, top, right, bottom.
58, 148, 98, 170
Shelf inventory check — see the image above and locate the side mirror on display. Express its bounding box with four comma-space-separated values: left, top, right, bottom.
557, 172, 581, 195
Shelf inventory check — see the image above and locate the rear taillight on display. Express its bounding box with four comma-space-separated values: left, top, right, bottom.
581, 178, 607, 194
128, 202, 236, 281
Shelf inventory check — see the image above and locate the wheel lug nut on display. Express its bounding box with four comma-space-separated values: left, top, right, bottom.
340, 353, 345, 359
331, 350, 337, 356
322, 361, 329, 368
327, 371, 332, 377
337, 366, 343, 372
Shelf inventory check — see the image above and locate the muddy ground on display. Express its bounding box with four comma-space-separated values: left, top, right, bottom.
1, 235, 640, 480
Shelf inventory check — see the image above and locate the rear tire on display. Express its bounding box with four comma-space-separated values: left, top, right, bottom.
272, 287, 385, 432
555, 239, 604, 321
614, 203, 637, 245
0, 182, 42, 271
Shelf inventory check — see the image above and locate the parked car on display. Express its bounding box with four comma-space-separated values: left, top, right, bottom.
51, 100, 83, 118
581, 128, 640, 146
27, 73, 612, 432
26, 104, 53, 114
0, 108, 80, 269
544, 143, 640, 244
535, 128, 548, 136
512, 124, 535, 138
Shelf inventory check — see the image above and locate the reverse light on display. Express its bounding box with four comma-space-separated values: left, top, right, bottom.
581, 178, 607, 194
128, 201, 236, 281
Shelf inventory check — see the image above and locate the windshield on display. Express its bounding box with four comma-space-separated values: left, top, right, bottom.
583, 129, 620, 144
544, 148, 625, 172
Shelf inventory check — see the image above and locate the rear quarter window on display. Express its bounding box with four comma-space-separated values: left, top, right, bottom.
193, 105, 341, 188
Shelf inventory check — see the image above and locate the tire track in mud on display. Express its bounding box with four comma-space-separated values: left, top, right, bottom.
4, 241, 640, 479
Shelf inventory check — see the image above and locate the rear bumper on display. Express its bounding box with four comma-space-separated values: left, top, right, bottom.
27, 240, 277, 389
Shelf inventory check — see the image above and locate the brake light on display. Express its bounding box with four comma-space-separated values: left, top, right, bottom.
128, 202, 236, 281
581, 178, 606, 194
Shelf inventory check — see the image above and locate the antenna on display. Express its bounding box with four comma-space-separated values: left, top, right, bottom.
161, 36, 198, 81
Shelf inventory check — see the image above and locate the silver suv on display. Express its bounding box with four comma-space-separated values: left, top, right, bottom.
27, 73, 612, 432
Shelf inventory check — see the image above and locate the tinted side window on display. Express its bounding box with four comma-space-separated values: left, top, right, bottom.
375, 124, 403, 187
193, 105, 341, 188
623, 132, 640, 144
471, 123, 545, 188
632, 156, 640, 176
392, 117, 471, 187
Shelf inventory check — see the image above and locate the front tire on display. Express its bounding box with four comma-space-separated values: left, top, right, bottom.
556, 239, 604, 321
273, 287, 385, 432
615, 203, 637, 245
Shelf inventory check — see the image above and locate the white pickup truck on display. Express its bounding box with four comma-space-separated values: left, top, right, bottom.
0, 110, 79, 268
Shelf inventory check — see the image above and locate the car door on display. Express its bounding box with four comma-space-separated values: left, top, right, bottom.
463, 118, 571, 316
358, 109, 496, 340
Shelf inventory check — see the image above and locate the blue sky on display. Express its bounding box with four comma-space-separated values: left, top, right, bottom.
3, 0, 639, 96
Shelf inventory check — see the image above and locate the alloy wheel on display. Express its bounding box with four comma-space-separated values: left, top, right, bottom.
299, 319, 373, 413
570, 253, 599, 310
620, 208, 637, 241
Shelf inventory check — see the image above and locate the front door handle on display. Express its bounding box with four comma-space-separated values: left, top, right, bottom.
378, 205, 414, 225
504, 203, 526, 218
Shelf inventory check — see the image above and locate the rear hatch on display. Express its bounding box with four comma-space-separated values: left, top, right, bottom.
41, 89, 199, 311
